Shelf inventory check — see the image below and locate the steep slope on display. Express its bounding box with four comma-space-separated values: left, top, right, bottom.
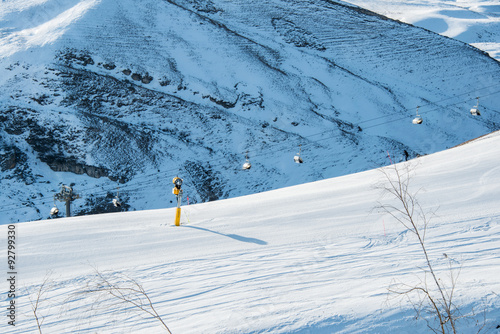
1, 0, 499, 223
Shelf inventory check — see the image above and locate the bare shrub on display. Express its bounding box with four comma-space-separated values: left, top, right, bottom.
26, 272, 54, 334
376, 163, 459, 334
84, 267, 172, 333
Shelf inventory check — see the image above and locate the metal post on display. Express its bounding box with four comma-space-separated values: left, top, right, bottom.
54, 185, 80, 218
175, 191, 182, 226
66, 199, 71, 218
172, 177, 183, 226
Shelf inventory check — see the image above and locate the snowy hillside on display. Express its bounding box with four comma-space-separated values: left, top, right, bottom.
3, 130, 500, 333
1, 0, 500, 223
344, 0, 500, 60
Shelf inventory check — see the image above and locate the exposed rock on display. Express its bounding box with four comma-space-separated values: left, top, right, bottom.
75, 192, 131, 216
141, 73, 153, 84
131, 73, 142, 81
183, 160, 226, 202
44, 155, 109, 178
102, 63, 116, 70
0, 146, 18, 171
203, 94, 239, 109
56, 48, 95, 66
271, 18, 326, 51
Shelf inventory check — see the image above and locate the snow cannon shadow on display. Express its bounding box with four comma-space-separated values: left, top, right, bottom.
185, 225, 267, 245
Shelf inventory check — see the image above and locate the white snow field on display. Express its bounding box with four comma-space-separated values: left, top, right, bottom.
345, 0, 500, 60
2, 131, 500, 333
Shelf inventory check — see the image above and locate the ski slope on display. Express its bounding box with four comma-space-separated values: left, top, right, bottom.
3, 131, 500, 333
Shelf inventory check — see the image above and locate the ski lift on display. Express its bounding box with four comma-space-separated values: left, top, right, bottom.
50, 197, 59, 216
470, 97, 481, 116
50, 205, 59, 216
412, 106, 423, 124
294, 145, 303, 163
112, 198, 121, 207
112, 187, 121, 207
242, 151, 251, 170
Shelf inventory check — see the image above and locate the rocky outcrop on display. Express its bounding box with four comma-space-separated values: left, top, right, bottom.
43, 156, 110, 179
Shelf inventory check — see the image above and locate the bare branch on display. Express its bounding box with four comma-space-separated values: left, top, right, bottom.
27, 271, 54, 334
85, 267, 172, 333
376, 163, 458, 334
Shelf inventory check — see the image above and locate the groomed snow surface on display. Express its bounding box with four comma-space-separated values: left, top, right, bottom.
3, 131, 500, 333
2, 0, 500, 225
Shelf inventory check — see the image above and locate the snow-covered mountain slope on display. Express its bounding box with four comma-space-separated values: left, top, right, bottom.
3, 130, 500, 333
344, 0, 500, 60
1, 0, 500, 223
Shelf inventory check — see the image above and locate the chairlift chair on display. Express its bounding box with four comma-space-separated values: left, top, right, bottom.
412, 106, 423, 124
412, 117, 423, 125
470, 97, 481, 116
50, 205, 59, 216
242, 152, 251, 170
294, 145, 303, 163
112, 187, 121, 207
50, 196, 59, 216
112, 198, 121, 207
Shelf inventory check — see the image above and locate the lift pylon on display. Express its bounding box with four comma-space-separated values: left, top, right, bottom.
54, 185, 80, 217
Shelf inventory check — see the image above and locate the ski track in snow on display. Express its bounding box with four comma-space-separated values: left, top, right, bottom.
1, 0, 499, 224
2, 131, 500, 333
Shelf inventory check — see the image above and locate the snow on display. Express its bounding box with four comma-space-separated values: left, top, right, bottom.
0, 0, 101, 58
344, 0, 500, 60
2, 0, 500, 225
1, 1, 500, 331
3, 130, 500, 333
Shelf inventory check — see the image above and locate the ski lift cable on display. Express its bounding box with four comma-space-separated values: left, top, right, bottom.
1, 85, 500, 215
70, 85, 500, 185
241, 88, 500, 159
14, 85, 500, 208
358, 87, 500, 126
60, 86, 500, 193
81, 84, 500, 172
87, 84, 500, 180
238, 91, 500, 168
0, 136, 370, 215
275, 87, 500, 149
5, 85, 500, 211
